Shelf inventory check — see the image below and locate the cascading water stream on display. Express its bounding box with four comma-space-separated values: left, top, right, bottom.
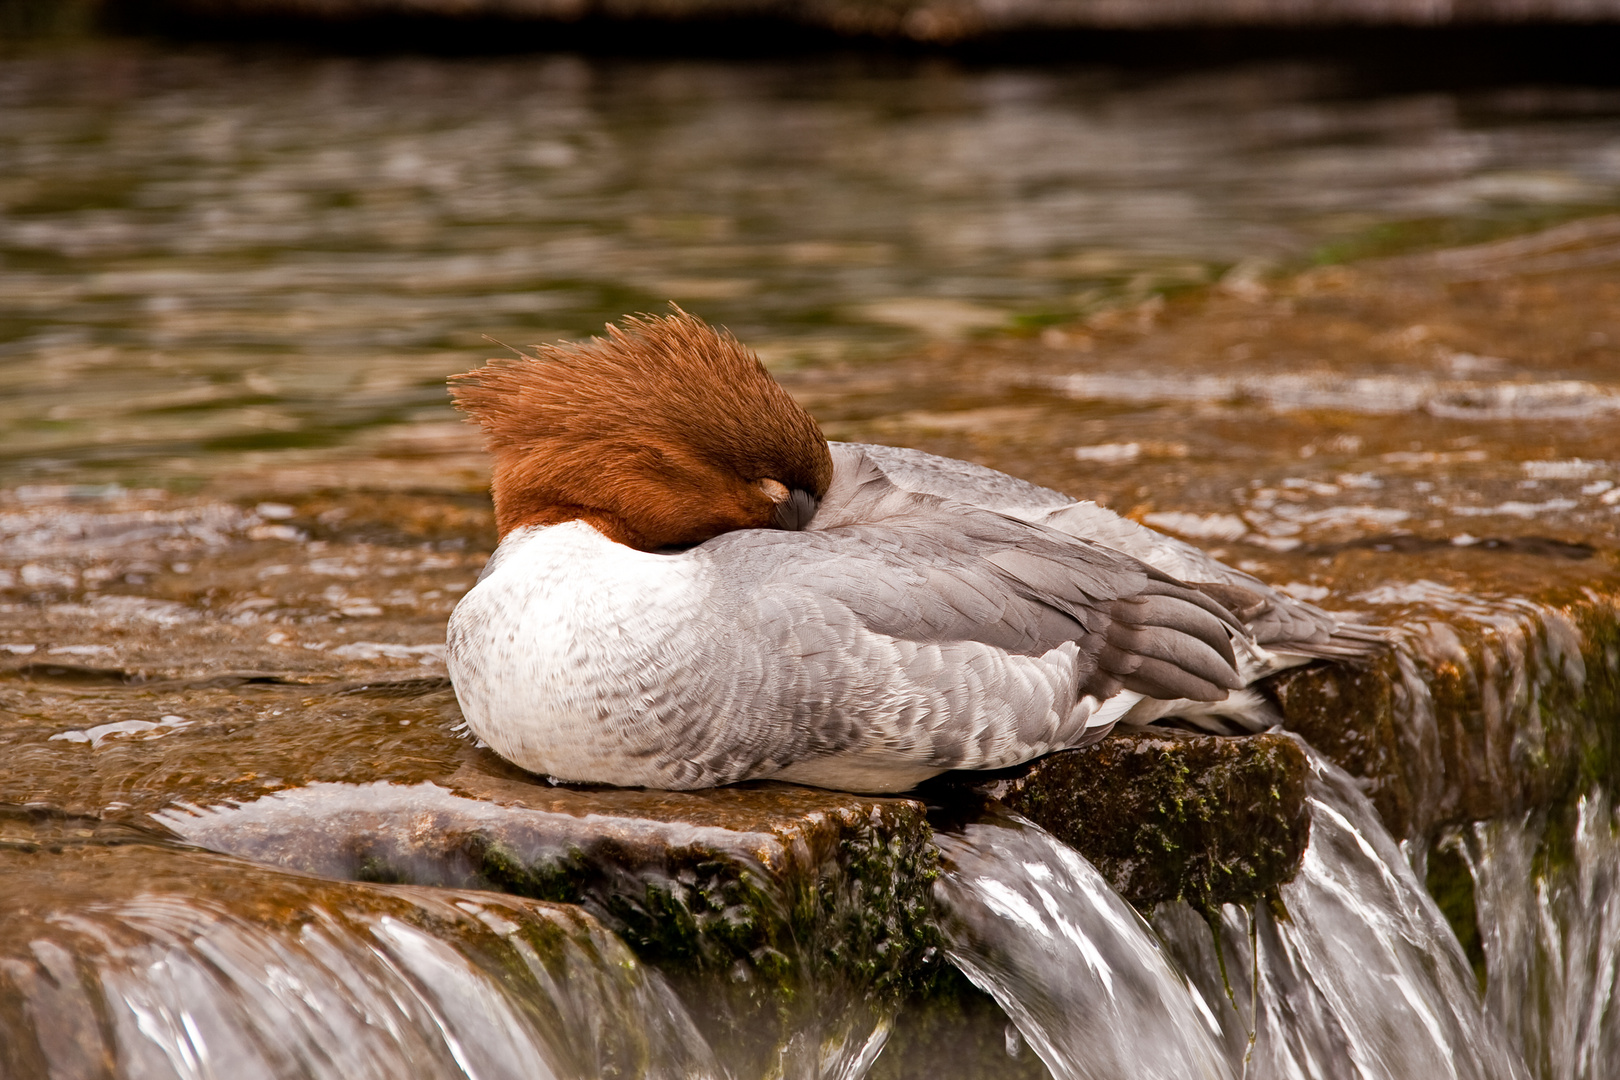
7, 752, 1617, 1079
928, 750, 1532, 1080
931, 808, 1235, 1080
0, 817, 727, 1080
1158, 753, 1529, 1080
1448, 790, 1620, 1080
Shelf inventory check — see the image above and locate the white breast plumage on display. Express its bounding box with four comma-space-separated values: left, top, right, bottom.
447, 520, 711, 787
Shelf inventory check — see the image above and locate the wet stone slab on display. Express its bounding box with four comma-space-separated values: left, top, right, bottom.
798, 216, 1620, 554
2, 470, 1617, 958
1272, 579, 1620, 842
0, 807, 726, 1080
0, 483, 1324, 900
938, 729, 1312, 913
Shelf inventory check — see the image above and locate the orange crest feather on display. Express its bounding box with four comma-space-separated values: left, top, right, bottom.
450, 308, 833, 548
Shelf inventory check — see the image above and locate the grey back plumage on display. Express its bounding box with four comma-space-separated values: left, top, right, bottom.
848, 441, 1385, 662
804, 448, 1245, 696
641, 446, 1254, 785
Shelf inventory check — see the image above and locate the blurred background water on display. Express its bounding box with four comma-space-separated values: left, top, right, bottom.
2, 39, 1619, 487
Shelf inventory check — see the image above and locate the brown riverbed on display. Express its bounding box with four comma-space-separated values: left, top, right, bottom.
1, 213, 1616, 814
4, 212, 1617, 680
4, 213, 1618, 1080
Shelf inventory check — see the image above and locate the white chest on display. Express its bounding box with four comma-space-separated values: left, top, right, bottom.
445, 522, 710, 782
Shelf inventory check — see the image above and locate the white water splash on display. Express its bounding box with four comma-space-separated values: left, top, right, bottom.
1449, 792, 1620, 1080
931, 752, 1530, 1080
932, 808, 1233, 1080
1154, 755, 1528, 1080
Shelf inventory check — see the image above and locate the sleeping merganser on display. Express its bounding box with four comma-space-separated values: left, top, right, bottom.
446, 310, 1382, 793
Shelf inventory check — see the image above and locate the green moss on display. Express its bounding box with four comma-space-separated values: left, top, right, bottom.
354, 798, 945, 1075
603, 856, 777, 977
464, 835, 588, 905
353, 854, 412, 885
1006, 310, 1077, 333
964, 731, 1311, 915
1569, 609, 1620, 796
871, 967, 1052, 1080
321, 806, 916, 1077
1425, 838, 1487, 995
817, 805, 945, 1001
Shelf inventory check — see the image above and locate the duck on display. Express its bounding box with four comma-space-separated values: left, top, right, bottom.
445, 309, 1383, 793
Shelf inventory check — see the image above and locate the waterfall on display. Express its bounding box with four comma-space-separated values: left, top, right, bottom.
1448, 791, 1620, 1080
932, 807, 1234, 1080
1158, 754, 1528, 1080
0, 815, 725, 1080
9, 758, 1617, 1079
928, 752, 1530, 1080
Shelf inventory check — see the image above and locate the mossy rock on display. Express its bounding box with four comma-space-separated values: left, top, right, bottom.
1274, 591, 1620, 840
939, 728, 1311, 912
154, 774, 942, 1076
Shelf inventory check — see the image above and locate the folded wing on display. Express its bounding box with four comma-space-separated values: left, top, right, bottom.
684, 451, 1249, 784
851, 440, 1388, 665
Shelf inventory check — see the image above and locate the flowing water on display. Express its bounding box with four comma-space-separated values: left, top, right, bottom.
8, 747, 1614, 1079
933, 809, 1234, 1080
934, 751, 1531, 1080
1156, 755, 1529, 1080
1448, 792, 1620, 1080
4, 30, 1620, 1080
0, 811, 726, 1080
2, 40, 1620, 485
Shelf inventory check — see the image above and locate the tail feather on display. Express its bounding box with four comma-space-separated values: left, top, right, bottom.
1271, 618, 1392, 662
1120, 687, 1284, 734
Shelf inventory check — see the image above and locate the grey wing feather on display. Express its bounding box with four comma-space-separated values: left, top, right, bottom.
850, 442, 1072, 514
840, 441, 1388, 661
712, 449, 1246, 704
1033, 504, 1390, 662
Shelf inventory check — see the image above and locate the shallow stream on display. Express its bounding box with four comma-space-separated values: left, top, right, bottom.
2, 34, 1619, 1080
3, 40, 1620, 486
